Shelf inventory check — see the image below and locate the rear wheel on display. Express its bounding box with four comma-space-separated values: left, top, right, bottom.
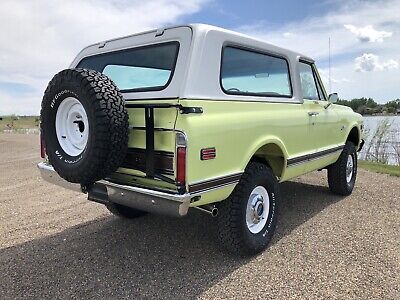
106, 203, 148, 219
328, 141, 357, 195
217, 162, 280, 256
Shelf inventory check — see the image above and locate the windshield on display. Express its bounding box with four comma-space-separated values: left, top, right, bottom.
77, 42, 179, 92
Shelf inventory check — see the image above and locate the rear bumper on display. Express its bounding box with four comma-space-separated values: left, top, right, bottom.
37, 162, 192, 217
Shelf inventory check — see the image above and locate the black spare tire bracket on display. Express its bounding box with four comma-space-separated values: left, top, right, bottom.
125, 103, 202, 182
145, 107, 155, 178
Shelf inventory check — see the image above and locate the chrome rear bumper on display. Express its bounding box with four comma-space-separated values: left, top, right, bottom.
37, 162, 192, 217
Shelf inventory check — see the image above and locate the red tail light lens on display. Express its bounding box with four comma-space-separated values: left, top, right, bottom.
40, 132, 46, 158
176, 147, 186, 185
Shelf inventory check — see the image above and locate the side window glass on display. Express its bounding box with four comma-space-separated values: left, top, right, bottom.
221, 47, 292, 97
313, 66, 326, 101
299, 62, 319, 100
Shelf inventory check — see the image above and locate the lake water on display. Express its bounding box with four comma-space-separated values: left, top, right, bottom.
360, 116, 400, 165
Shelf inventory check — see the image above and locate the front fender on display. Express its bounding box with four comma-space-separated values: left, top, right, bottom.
345, 120, 363, 149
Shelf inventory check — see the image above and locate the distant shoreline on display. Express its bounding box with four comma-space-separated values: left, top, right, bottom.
362, 113, 399, 117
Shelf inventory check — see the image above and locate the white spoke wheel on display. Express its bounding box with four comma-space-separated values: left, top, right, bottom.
55, 97, 89, 157
346, 154, 354, 183
246, 186, 270, 234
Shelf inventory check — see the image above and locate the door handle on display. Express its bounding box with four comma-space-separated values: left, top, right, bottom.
308, 112, 319, 116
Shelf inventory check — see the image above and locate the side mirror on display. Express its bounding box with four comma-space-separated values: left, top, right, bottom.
328, 93, 338, 103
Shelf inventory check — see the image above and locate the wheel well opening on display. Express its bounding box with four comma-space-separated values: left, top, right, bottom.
251, 143, 285, 178
347, 127, 360, 146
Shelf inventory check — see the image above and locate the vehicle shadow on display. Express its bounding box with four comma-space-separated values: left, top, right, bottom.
1, 180, 343, 299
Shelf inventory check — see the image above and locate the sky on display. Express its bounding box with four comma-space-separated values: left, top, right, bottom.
0, 0, 399, 115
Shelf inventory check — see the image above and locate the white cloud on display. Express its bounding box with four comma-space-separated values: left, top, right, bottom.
236, 0, 400, 102
283, 32, 293, 38
0, 0, 207, 115
382, 59, 400, 70
344, 24, 392, 43
238, 1, 400, 61
319, 68, 350, 84
355, 53, 399, 72
355, 53, 380, 72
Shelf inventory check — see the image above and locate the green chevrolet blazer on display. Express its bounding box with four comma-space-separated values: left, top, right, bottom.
38, 24, 364, 255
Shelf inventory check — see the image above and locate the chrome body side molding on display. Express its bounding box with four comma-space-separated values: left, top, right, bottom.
287, 145, 344, 167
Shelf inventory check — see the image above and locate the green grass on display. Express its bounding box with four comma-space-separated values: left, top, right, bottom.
358, 160, 400, 177
0, 115, 39, 131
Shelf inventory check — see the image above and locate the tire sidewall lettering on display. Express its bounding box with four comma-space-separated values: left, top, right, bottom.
54, 150, 83, 164
50, 90, 78, 109
263, 192, 276, 237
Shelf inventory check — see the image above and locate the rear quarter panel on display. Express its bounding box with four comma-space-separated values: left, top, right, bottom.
176, 99, 311, 205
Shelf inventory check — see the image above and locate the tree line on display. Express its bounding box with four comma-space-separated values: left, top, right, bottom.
336, 98, 400, 115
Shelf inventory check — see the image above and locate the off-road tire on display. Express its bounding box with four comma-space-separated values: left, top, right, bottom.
216, 162, 280, 256
106, 203, 148, 219
40, 68, 129, 185
328, 141, 357, 196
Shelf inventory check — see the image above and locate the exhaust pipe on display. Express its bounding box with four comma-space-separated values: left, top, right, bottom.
195, 205, 219, 217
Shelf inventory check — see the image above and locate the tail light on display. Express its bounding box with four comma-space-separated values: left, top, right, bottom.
40, 131, 46, 158
176, 147, 186, 185
176, 132, 187, 186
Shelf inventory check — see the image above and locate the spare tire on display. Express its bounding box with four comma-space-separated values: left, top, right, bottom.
40, 68, 129, 185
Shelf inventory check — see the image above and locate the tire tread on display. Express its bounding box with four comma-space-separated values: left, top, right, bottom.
328, 141, 357, 196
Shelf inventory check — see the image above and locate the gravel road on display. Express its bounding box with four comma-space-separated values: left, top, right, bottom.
0, 134, 399, 299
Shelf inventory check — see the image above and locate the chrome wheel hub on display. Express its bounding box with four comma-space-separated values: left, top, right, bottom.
346, 154, 354, 183
246, 186, 270, 234
55, 97, 89, 156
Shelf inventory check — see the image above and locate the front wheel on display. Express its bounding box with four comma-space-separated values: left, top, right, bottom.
216, 162, 280, 256
328, 141, 357, 196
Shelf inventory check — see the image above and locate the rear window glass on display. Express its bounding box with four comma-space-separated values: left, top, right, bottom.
77, 42, 179, 92
220, 46, 292, 97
